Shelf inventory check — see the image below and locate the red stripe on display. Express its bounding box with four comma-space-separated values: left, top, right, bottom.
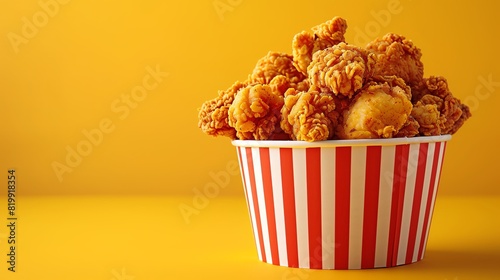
417, 142, 442, 259
280, 148, 298, 267
405, 143, 428, 263
361, 146, 382, 269
260, 148, 279, 265
246, 147, 267, 263
386, 144, 410, 267
335, 146, 351, 269
306, 148, 322, 269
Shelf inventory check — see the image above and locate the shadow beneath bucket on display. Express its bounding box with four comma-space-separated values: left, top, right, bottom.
412, 247, 500, 276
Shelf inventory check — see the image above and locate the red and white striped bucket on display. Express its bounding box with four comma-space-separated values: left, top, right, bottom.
233, 135, 450, 269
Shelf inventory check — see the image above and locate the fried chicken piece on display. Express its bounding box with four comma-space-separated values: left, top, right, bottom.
449, 103, 471, 134
268, 74, 309, 95
280, 88, 338, 141
394, 115, 420, 137
337, 76, 413, 139
248, 51, 307, 90
411, 76, 471, 135
292, 31, 324, 75
311, 16, 348, 45
307, 42, 376, 98
228, 84, 284, 140
411, 95, 446, 136
198, 81, 247, 139
199, 54, 307, 141
267, 75, 290, 96
366, 33, 424, 86
292, 16, 348, 74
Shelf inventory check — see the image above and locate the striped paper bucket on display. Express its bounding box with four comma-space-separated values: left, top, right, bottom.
232, 135, 450, 269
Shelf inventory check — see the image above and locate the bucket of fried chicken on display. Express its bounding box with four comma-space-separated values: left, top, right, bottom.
198, 16, 471, 269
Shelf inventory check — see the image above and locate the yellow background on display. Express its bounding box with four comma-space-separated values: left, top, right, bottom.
0, 0, 498, 196
1, 1, 500, 279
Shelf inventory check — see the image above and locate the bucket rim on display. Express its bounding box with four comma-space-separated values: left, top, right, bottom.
231, 135, 452, 148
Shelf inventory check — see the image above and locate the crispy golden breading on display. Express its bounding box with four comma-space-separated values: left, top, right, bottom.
307, 42, 376, 98
268, 75, 310, 96
311, 16, 348, 45
411, 76, 471, 135
268, 75, 290, 96
449, 103, 471, 134
291, 16, 347, 74
411, 99, 441, 136
228, 84, 284, 140
292, 31, 317, 75
366, 33, 424, 86
394, 115, 420, 137
198, 81, 247, 139
337, 77, 413, 139
281, 88, 338, 141
248, 51, 307, 89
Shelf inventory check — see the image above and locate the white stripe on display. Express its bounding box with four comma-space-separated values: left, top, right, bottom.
397, 143, 419, 265
292, 148, 309, 268
252, 147, 272, 264
321, 147, 336, 269
348, 146, 366, 269
269, 148, 287, 266
240, 147, 262, 260
420, 142, 446, 259
375, 146, 395, 267
412, 143, 435, 262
